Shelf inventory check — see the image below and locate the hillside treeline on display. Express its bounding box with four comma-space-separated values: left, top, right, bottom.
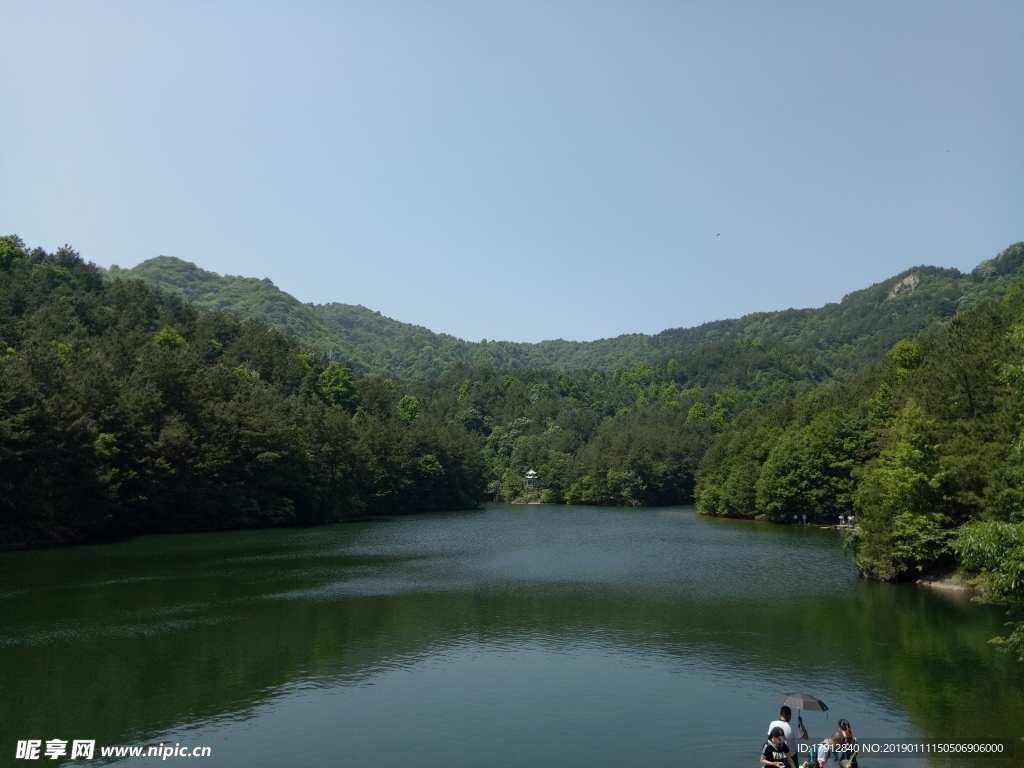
407, 238, 1023, 658
115, 244, 1024, 382
415, 333, 828, 507
0, 237, 483, 545
694, 287, 1024, 657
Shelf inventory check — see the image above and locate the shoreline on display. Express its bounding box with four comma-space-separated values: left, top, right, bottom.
916, 572, 978, 594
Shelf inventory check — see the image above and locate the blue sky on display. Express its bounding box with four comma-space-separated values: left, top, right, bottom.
2, 1, 1021, 343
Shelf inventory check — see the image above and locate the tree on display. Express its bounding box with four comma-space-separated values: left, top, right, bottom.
955, 521, 1024, 660
152, 325, 186, 349
891, 340, 923, 382
397, 395, 420, 423
318, 362, 357, 411
851, 400, 952, 579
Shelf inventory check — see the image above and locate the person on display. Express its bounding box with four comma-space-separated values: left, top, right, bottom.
839, 514, 846, 527
802, 513, 808, 526
816, 731, 847, 768
768, 706, 808, 759
847, 514, 855, 528
838, 720, 857, 767
762, 726, 798, 768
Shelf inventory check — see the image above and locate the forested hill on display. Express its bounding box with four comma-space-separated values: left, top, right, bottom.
692, 284, 1024, 658
1, 237, 484, 546
112, 243, 1024, 381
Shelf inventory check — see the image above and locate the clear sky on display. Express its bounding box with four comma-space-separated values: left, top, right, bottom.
2, 1, 1021, 343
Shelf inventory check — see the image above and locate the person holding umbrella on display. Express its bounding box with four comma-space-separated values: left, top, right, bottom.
768, 705, 809, 756
771, 692, 828, 762
761, 726, 798, 768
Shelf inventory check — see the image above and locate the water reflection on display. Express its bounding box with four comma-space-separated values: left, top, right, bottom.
1, 505, 1021, 766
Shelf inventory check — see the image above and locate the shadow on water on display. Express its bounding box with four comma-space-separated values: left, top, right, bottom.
1, 505, 1021, 766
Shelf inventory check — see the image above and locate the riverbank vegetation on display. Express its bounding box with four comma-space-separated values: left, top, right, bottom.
692, 255, 1024, 656
4, 234, 1023, 657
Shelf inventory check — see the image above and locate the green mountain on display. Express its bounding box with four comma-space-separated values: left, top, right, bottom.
107, 257, 369, 366
110, 244, 1024, 382
691, 274, 1024, 658
1, 237, 484, 546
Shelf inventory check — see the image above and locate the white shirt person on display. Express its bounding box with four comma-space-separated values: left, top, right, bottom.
768, 706, 808, 758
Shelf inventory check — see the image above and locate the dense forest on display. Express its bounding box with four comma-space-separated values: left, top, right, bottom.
0, 236, 483, 546
5, 235, 1024, 658
693, 271, 1024, 657
113, 247, 1024, 382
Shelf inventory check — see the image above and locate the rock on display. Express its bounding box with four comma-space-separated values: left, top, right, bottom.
887, 273, 921, 300
916, 572, 977, 593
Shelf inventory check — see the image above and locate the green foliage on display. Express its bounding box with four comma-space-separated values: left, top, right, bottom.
890, 513, 956, 574
754, 410, 866, 523
113, 243, 1024, 383
891, 340, 923, 382
114, 256, 365, 366
695, 416, 782, 518
0, 241, 484, 546
857, 400, 943, 519
688, 401, 710, 422
234, 365, 261, 386
424, 363, 715, 506
397, 395, 420, 422
867, 382, 895, 427
559, 373, 580, 400
845, 509, 955, 582
152, 325, 187, 349
956, 521, 1024, 600
0, 235, 27, 267
565, 469, 645, 506
698, 281, 1024, 613
317, 362, 357, 411
955, 521, 1024, 660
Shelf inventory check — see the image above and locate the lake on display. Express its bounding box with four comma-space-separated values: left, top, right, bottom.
2, 504, 1022, 766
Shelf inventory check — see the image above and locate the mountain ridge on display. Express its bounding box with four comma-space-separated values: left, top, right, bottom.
108, 243, 1024, 380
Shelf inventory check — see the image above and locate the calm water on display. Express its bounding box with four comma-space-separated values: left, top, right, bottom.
2, 505, 1022, 767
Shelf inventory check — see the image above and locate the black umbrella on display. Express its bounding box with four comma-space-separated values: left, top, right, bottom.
772, 691, 829, 736
771, 693, 828, 762
772, 692, 828, 713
